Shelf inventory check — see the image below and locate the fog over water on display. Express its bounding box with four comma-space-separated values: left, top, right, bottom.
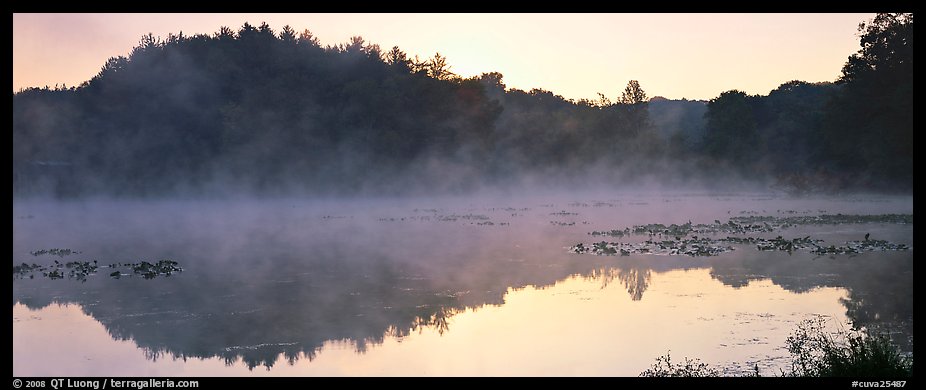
13, 191, 913, 375
11, 14, 914, 376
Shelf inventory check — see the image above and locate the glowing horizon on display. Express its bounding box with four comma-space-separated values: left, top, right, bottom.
13, 13, 872, 101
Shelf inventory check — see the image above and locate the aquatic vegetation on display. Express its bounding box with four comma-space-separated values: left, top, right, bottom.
377, 213, 496, 224
810, 239, 910, 255
732, 213, 913, 227
592, 220, 776, 238
45, 269, 64, 280
776, 209, 818, 214
130, 260, 183, 279
476, 221, 509, 226
571, 234, 908, 258
13, 259, 182, 280
437, 213, 491, 222
571, 238, 735, 257
589, 228, 629, 238
64, 260, 99, 281
15, 261, 98, 280
12, 263, 42, 278
755, 236, 823, 253
30, 248, 81, 257
631, 221, 713, 236
484, 207, 530, 213
590, 214, 913, 239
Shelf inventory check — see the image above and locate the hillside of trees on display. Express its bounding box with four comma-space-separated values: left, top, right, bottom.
13, 14, 912, 197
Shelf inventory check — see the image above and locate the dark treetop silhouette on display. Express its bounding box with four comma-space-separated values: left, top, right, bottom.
13, 14, 913, 197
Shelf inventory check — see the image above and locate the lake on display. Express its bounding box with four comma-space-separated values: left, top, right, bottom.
12, 192, 913, 376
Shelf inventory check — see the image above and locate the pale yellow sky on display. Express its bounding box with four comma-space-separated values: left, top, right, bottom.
12, 13, 872, 101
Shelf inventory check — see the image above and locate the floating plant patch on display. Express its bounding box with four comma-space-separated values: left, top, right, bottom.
14, 260, 98, 280
571, 238, 735, 257
730, 213, 913, 228
810, 239, 910, 255
753, 236, 824, 252
13, 259, 182, 281
127, 259, 183, 279
570, 234, 908, 258
589, 214, 913, 239
29, 248, 81, 257
589, 229, 630, 238
437, 213, 491, 222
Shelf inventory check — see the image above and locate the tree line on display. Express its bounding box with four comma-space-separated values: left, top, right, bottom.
702, 13, 912, 193
12, 14, 912, 197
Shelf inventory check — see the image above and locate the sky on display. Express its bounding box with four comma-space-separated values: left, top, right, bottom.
12, 13, 873, 101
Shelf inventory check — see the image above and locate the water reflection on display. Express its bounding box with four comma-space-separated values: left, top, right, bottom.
14, 251, 912, 371
585, 267, 652, 301
12, 197, 914, 373
12, 270, 851, 376
708, 250, 913, 350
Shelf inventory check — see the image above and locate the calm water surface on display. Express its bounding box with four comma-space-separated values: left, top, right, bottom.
12, 192, 913, 376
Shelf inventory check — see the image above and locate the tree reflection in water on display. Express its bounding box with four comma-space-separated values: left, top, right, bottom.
14, 248, 912, 370
585, 267, 652, 301
12, 199, 912, 371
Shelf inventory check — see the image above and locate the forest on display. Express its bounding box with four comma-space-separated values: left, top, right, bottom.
12, 13, 912, 197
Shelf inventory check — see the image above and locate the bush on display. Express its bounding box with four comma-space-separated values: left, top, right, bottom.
639, 352, 720, 377
786, 318, 913, 377
640, 318, 913, 377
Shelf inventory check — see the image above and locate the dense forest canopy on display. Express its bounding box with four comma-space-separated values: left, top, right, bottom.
13, 14, 913, 197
